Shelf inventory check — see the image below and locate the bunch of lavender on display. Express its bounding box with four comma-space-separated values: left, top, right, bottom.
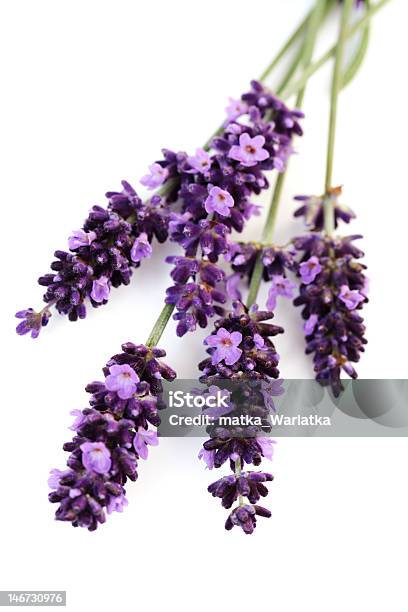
48, 343, 176, 530
165, 81, 303, 336
198, 301, 284, 534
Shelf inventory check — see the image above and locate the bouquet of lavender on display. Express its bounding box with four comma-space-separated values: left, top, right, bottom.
15, 0, 390, 532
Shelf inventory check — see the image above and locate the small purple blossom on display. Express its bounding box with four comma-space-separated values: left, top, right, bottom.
80, 441, 112, 474
107, 495, 128, 514
133, 427, 158, 460
339, 285, 365, 310
225, 97, 248, 121
187, 148, 212, 173
228, 133, 270, 167
205, 327, 243, 366
140, 163, 169, 189
68, 229, 97, 250
91, 276, 110, 303
130, 232, 152, 263
105, 363, 139, 399
299, 256, 322, 284
204, 186, 234, 217
198, 448, 216, 469
15, 307, 51, 339
256, 437, 276, 460
266, 275, 297, 310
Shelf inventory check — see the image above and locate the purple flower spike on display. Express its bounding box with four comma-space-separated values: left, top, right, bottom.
228, 133, 270, 167
187, 148, 212, 174
266, 275, 297, 310
225, 97, 248, 121
105, 363, 139, 399
294, 233, 367, 396
133, 427, 158, 460
91, 276, 110, 303
204, 186, 234, 217
49, 342, 176, 530
140, 163, 169, 189
299, 256, 322, 284
68, 229, 97, 250
130, 232, 152, 263
339, 285, 365, 310
80, 442, 112, 475
205, 327, 242, 366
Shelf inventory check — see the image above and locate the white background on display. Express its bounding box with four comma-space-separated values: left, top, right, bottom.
1, 1, 407, 610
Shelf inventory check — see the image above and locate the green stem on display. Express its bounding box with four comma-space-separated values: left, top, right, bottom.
246, 0, 327, 309
146, 303, 175, 348
282, 0, 391, 99
234, 457, 244, 506
258, 9, 311, 82
203, 8, 312, 150
324, 0, 353, 234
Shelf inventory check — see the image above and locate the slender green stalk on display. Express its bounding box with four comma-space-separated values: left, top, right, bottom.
203, 7, 312, 150
324, 0, 353, 234
146, 303, 174, 348
341, 0, 370, 89
246, 0, 327, 309
258, 9, 311, 81
234, 457, 244, 506
282, 0, 391, 99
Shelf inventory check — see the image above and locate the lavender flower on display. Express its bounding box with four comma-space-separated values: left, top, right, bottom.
293, 232, 368, 396
204, 328, 243, 366
15, 306, 52, 339
198, 301, 283, 533
140, 163, 169, 189
204, 186, 234, 217
162, 80, 303, 335
228, 133, 270, 167
48, 343, 176, 530
294, 186, 355, 231
17, 181, 172, 336
266, 275, 296, 310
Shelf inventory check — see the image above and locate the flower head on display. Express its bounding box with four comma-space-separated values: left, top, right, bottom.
130, 232, 152, 263
299, 256, 322, 284
15, 307, 51, 339
204, 186, 234, 217
205, 327, 242, 366
228, 133, 269, 167
140, 163, 169, 189
187, 148, 212, 173
266, 275, 296, 310
91, 276, 110, 303
339, 285, 365, 310
225, 97, 248, 121
68, 229, 97, 250
133, 427, 158, 460
80, 442, 112, 474
105, 363, 139, 399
